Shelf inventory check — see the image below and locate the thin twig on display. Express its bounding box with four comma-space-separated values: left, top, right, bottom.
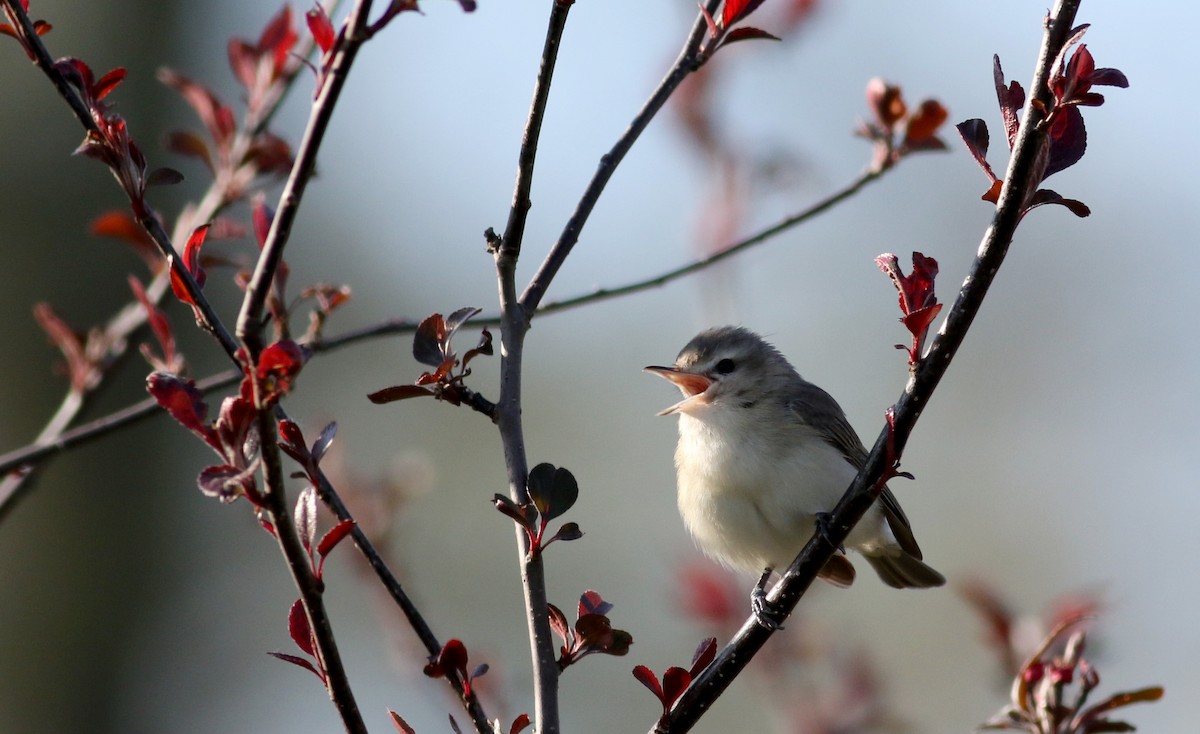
519, 0, 722, 314
235, 0, 375, 355
492, 3, 575, 732
661, 2, 1084, 730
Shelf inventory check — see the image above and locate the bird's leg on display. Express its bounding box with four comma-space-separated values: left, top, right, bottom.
750, 567, 786, 630
813, 512, 846, 553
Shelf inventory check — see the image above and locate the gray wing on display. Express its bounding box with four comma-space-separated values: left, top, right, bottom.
786, 380, 924, 560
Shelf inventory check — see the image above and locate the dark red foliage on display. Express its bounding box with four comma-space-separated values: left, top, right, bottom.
858, 79, 949, 170
722, 0, 768, 28
959, 32, 1125, 216
369, 308, 492, 407
550, 591, 632, 671
33, 303, 100, 393
169, 223, 211, 313
91, 210, 160, 272
255, 339, 308, 406
876, 252, 942, 366
305, 5, 335, 55
128, 276, 182, 374
0, 0, 52, 61
229, 5, 298, 92
423, 639, 488, 698
146, 372, 216, 448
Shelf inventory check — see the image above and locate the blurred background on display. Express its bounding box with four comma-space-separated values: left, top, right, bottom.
0, 1, 1194, 732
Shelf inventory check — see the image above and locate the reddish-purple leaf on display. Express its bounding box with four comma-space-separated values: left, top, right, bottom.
91, 210, 159, 271
1027, 189, 1091, 218
146, 372, 215, 443
259, 4, 298, 76
128, 276, 177, 370
278, 418, 307, 456
92, 67, 127, 101
992, 55, 1024, 151
288, 598, 315, 656
267, 651, 323, 680
146, 167, 184, 187
317, 519, 356, 558
306, 6, 335, 54
1044, 105, 1087, 178
295, 486, 317, 555
444, 306, 482, 338
718, 26, 781, 47
252, 197, 274, 249
368, 384, 435, 403
661, 666, 692, 708
164, 130, 214, 172
574, 614, 614, 649
244, 131, 294, 176
157, 69, 235, 150
527, 463, 578, 522
388, 711, 417, 734
632, 665, 665, 704
956, 118, 997, 182
547, 603, 570, 645
690, 637, 717, 677
413, 313, 448, 367
549, 522, 583, 544
579, 590, 613, 618
197, 463, 254, 501
438, 639, 468, 676
448, 714, 463, 734
509, 713, 532, 734
902, 303, 943, 342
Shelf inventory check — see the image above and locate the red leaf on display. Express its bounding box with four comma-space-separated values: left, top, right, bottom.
955, 118, 998, 183
632, 665, 665, 704
288, 598, 315, 656
92, 67, 127, 101
306, 6, 335, 54
367, 384, 435, 403
413, 313, 448, 367
721, 0, 767, 28
438, 639, 468, 676
866, 78, 906, 130
164, 130, 214, 172
128, 276, 178, 371
252, 197, 274, 249
228, 39, 258, 90
33, 302, 95, 393
509, 713, 532, 734
267, 651, 324, 681
661, 666, 692, 708
317, 519, 356, 558
277, 418, 307, 456
689, 637, 717, 677
90, 210, 158, 272
256, 339, 308, 401
170, 223, 210, 306
157, 69, 236, 150
259, 5, 298, 76
578, 590, 612, 618
902, 303, 943, 341
718, 26, 781, 47
903, 99, 947, 146
146, 371, 216, 446
547, 603, 570, 645
1044, 105, 1087, 178
993, 55, 1024, 151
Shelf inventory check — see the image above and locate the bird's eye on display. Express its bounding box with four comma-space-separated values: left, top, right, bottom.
715, 358, 736, 375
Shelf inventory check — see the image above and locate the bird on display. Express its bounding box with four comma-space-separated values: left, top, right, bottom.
645, 326, 944, 625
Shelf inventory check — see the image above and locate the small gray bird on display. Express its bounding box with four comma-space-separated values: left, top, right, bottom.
645, 326, 944, 613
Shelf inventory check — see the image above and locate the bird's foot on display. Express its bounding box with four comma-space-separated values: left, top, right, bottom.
750, 569, 786, 630
814, 512, 846, 553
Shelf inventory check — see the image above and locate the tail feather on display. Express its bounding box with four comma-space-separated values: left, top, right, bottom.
864, 551, 945, 589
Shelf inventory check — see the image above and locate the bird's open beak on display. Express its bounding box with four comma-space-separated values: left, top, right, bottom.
643, 365, 713, 416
